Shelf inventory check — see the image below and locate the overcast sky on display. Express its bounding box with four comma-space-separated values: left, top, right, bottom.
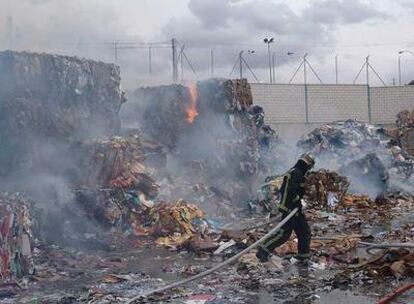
1, 0, 414, 87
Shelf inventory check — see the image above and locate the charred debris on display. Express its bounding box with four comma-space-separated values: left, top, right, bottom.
0, 51, 413, 303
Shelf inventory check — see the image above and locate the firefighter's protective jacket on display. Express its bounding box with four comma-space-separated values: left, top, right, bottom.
278, 165, 306, 213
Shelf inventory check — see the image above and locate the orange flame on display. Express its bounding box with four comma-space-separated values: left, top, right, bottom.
186, 83, 199, 123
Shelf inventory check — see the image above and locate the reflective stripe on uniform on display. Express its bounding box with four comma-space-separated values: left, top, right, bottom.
278, 173, 291, 212
262, 228, 284, 249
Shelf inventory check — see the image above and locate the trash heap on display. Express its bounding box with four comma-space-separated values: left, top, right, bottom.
62, 133, 219, 249
74, 134, 161, 198
72, 189, 211, 249
304, 169, 349, 209
128, 79, 282, 206
298, 119, 414, 194
0, 50, 126, 175
146, 199, 210, 249
396, 109, 414, 128
389, 108, 414, 158
0, 192, 35, 283
297, 119, 389, 168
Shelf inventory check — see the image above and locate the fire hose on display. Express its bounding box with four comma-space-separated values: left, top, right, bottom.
377, 282, 414, 304
125, 207, 299, 304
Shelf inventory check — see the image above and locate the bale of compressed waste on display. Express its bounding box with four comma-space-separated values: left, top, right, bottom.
0, 51, 126, 175
128, 84, 189, 149
0, 192, 35, 282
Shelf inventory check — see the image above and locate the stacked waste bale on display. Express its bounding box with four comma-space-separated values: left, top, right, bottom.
0, 51, 126, 175
0, 193, 35, 282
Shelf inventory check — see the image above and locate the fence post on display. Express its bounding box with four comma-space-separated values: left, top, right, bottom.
367, 85, 372, 123
304, 84, 309, 123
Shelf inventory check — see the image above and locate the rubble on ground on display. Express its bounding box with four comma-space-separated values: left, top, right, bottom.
337, 248, 414, 283
0, 192, 35, 283
73, 189, 213, 250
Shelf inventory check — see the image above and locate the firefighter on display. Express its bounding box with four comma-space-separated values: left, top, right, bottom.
256, 153, 315, 263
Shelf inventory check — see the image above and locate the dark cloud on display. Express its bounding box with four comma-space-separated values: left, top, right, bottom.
304, 0, 388, 25
0, 0, 398, 85
160, 0, 389, 81
188, 0, 232, 28
171, 0, 387, 44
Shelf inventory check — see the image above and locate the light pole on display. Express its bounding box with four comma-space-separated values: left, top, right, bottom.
264, 37, 274, 83
398, 50, 414, 86
335, 55, 338, 84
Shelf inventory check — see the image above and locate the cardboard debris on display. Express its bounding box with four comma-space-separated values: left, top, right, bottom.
304, 169, 349, 209
147, 199, 210, 248
0, 192, 35, 282
396, 109, 414, 128
75, 134, 160, 198
348, 249, 414, 279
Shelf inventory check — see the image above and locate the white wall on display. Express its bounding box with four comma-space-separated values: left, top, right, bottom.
251, 83, 414, 127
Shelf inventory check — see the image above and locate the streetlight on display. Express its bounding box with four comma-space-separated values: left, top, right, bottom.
264, 37, 274, 83
398, 50, 414, 86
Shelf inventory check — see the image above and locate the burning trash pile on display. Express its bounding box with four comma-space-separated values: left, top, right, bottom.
65, 134, 216, 249
126, 79, 283, 208
0, 50, 413, 303
0, 192, 35, 283
0, 52, 218, 282
72, 189, 211, 249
